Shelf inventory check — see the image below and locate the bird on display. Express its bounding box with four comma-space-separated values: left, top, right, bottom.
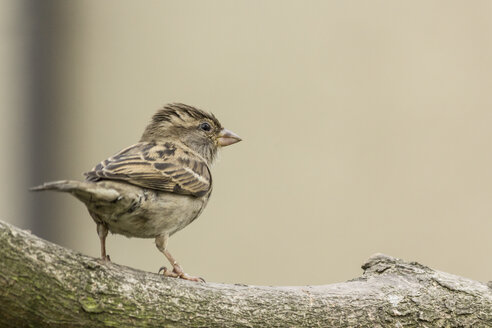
31, 103, 241, 282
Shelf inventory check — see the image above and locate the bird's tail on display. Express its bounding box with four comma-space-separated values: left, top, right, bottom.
30, 180, 120, 203
30, 180, 85, 192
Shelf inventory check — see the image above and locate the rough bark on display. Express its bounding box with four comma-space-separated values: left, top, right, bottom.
0, 220, 490, 327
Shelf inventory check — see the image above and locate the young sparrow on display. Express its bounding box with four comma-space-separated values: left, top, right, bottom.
31, 103, 241, 282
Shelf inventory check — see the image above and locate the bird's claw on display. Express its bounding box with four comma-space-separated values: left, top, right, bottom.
180, 273, 206, 283
158, 266, 205, 282
158, 266, 179, 278
97, 255, 111, 264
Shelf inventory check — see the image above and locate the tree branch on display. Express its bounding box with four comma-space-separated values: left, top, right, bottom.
0, 219, 490, 327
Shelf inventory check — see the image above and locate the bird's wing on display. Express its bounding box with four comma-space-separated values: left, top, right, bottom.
85, 142, 211, 197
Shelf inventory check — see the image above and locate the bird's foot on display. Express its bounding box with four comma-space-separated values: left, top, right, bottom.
158, 265, 205, 283
97, 255, 111, 264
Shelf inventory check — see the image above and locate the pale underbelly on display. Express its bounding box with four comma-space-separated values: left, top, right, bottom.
95, 188, 208, 238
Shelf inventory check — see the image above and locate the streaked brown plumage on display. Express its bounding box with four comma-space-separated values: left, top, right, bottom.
31, 103, 241, 282
85, 141, 212, 197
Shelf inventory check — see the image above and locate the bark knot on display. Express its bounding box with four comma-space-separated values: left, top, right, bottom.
361, 253, 399, 274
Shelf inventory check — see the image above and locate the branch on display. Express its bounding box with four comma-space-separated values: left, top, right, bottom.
0, 220, 490, 327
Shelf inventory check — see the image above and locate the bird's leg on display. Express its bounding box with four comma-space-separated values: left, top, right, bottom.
155, 234, 204, 282
97, 223, 111, 262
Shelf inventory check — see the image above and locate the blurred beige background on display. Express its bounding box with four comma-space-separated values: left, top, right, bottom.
1, 0, 491, 286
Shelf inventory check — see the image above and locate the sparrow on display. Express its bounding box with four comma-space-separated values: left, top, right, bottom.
31, 103, 241, 282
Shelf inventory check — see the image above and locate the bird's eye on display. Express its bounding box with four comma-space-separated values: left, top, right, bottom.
199, 122, 211, 131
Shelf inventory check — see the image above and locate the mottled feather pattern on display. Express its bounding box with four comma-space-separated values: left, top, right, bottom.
85, 141, 211, 197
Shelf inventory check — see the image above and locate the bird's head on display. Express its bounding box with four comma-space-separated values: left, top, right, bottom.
140, 103, 241, 163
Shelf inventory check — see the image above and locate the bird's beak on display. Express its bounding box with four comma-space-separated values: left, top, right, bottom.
217, 128, 242, 147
